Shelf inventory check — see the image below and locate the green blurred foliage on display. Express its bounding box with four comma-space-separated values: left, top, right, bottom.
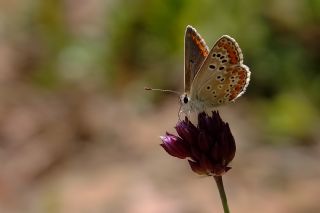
105, 0, 320, 145
258, 93, 318, 145
28, 0, 70, 88
2, 0, 320, 145
106, 0, 320, 98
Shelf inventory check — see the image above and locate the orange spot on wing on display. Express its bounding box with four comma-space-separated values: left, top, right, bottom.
223, 43, 238, 64
235, 85, 242, 91
229, 93, 237, 101
192, 35, 209, 57
239, 73, 246, 80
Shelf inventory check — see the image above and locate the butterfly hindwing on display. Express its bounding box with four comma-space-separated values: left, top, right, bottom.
197, 65, 250, 107
184, 26, 209, 93
190, 35, 250, 107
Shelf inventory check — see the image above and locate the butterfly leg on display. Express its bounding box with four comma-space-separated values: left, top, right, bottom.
187, 110, 191, 119
178, 109, 183, 121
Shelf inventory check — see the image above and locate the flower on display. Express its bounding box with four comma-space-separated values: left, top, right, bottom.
160, 111, 236, 176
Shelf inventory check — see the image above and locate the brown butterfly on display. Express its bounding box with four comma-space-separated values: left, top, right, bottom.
146, 25, 250, 114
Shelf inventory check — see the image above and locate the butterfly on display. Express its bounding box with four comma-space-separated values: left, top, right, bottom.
145, 25, 250, 114
180, 25, 250, 113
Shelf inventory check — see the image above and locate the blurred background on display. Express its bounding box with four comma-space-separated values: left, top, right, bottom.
0, 0, 320, 212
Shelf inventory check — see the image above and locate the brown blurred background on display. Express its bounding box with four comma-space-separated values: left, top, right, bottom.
0, 0, 320, 212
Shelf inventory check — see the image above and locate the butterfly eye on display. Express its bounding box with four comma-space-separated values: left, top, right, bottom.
183, 96, 188, 104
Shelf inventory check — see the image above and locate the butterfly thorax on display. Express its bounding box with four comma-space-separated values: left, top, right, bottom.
180, 92, 206, 113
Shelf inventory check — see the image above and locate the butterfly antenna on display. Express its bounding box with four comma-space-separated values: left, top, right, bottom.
144, 87, 180, 96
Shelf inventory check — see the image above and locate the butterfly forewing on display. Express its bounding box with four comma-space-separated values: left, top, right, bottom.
184, 26, 209, 93
190, 35, 250, 107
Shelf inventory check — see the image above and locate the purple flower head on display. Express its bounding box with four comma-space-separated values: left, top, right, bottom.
160, 111, 236, 176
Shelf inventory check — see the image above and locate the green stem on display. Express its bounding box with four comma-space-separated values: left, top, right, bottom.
214, 176, 230, 213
